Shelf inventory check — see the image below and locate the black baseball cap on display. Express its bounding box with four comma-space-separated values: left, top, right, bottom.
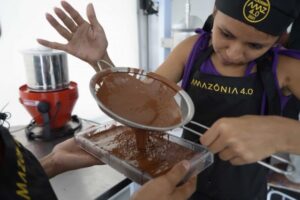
215, 0, 300, 36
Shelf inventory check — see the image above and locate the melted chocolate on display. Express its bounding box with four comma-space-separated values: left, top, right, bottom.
96, 72, 182, 128
134, 128, 149, 151
88, 125, 197, 177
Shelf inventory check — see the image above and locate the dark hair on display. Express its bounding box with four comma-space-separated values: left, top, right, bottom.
202, 14, 214, 32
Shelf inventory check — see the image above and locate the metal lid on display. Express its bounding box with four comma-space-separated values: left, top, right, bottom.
21, 46, 66, 56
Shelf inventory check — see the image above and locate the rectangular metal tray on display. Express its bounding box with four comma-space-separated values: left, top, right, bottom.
75, 120, 213, 185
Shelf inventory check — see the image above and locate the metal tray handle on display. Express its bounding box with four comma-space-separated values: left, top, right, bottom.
182, 120, 295, 175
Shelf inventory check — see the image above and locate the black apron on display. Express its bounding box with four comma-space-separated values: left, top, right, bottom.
183, 46, 269, 200
0, 126, 57, 200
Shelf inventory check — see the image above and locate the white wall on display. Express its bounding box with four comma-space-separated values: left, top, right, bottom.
0, 0, 139, 126
172, 0, 214, 25
147, 0, 214, 72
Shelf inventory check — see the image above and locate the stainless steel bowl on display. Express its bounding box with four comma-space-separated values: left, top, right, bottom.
22, 48, 69, 91
90, 67, 195, 131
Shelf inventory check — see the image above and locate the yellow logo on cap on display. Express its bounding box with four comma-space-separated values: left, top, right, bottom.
243, 0, 270, 23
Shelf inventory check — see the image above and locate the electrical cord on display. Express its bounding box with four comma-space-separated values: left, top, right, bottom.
0, 103, 11, 129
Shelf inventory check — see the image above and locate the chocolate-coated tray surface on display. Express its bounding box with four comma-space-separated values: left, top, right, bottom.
75, 121, 213, 185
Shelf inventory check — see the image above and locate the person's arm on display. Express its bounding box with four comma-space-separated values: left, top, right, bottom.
37, 1, 113, 72
200, 115, 300, 165
40, 138, 102, 178
131, 160, 196, 200
155, 35, 198, 82
201, 54, 300, 166
38, 0, 198, 82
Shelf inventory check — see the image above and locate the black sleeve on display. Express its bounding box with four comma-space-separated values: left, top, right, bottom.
0, 126, 58, 200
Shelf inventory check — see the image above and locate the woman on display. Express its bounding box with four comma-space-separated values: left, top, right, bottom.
38, 0, 300, 199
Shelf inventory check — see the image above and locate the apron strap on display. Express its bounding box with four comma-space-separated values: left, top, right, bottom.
188, 46, 214, 85
257, 53, 281, 115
